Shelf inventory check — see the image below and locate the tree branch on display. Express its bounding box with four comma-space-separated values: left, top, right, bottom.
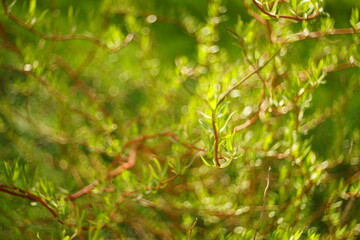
1, 0, 133, 53
0, 184, 64, 225
217, 48, 280, 107
275, 28, 360, 44
252, 0, 319, 21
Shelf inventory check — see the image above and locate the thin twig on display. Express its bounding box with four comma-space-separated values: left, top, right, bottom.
107, 147, 137, 178
0, 184, 64, 225
253, 166, 271, 240
1, 0, 133, 53
233, 113, 259, 133
0, 64, 98, 122
66, 147, 137, 200
217, 48, 280, 107
242, 0, 273, 41
211, 111, 221, 167
0, 21, 22, 56
275, 28, 360, 44
252, 0, 319, 21
187, 217, 198, 240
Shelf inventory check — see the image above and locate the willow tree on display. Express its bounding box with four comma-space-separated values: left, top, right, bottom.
0, 0, 359, 239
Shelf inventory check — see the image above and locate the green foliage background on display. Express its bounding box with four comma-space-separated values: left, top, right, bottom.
0, 0, 359, 239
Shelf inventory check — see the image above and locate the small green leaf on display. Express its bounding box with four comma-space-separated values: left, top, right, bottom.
219, 158, 232, 168
68, 5, 73, 20
216, 103, 227, 118
200, 155, 212, 167
270, 0, 279, 15
8, 0, 18, 11
219, 111, 235, 133
225, 133, 234, 151
198, 111, 212, 119
152, 158, 162, 172
350, 8, 359, 29
291, 0, 297, 11
29, 0, 36, 17
199, 119, 213, 133
149, 165, 160, 180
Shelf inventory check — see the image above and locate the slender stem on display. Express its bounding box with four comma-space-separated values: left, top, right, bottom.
1, 0, 133, 52
217, 48, 280, 107
187, 217, 198, 240
211, 111, 221, 167
275, 28, 360, 44
253, 167, 271, 240
233, 113, 259, 133
0, 184, 64, 225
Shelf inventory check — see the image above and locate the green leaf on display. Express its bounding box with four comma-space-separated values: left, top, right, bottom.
152, 157, 162, 172
8, 0, 17, 11
200, 155, 212, 167
270, 0, 279, 15
291, 0, 297, 11
219, 158, 232, 168
29, 0, 36, 17
219, 111, 235, 133
350, 8, 360, 29
198, 111, 212, 120
199, 119, 213, 133
149, 165, 160, 180
224, 133, 234, 152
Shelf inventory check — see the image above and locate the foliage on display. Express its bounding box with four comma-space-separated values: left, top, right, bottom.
0, 0, 359, 239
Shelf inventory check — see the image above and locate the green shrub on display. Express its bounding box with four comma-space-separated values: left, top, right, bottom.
0, 0, 359, 239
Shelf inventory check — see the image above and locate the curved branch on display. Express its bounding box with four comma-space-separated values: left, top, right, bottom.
275, 28, 360, 44
0, 184, 64, 225
66, 147, 137, 200
233, 113, 259, 133
252, 0, 319, 21
217, 48, 280, 106
1, 0, 133, 53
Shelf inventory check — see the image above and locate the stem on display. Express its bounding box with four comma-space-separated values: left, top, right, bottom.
252, 0, 319, 21
0, 184, 64, 225
217, 48, 280, 107
233, 113, 259, 133
1, 0, 133, 52
211, 111, 221, 167
275, 28, 360, 44
187, 217, 198, 240
253, 167, 271, 240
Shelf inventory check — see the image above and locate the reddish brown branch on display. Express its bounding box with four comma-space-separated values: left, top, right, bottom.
275, 28, 360, 44
107, 147, 137, 178
233, 113, 259, 133
242, 0, 273, 42
0, 184, 64, 225
65, 181, 100, 200
66, 147, 137, 200
252, 0, 319, 21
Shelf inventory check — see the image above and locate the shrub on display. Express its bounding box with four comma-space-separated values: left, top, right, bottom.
0, 0, 359, 239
